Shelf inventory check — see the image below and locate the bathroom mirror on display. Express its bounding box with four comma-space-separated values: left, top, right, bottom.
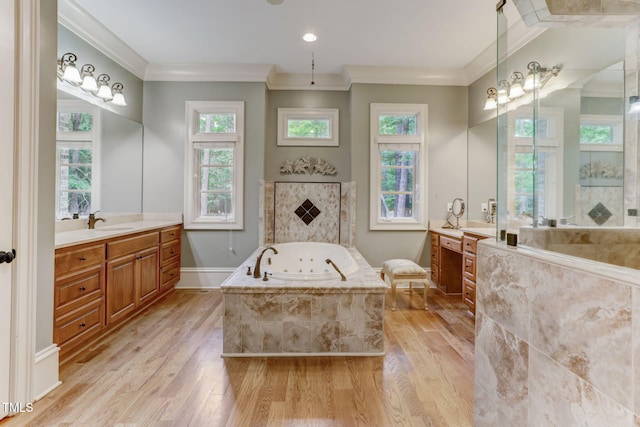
56, 91, 143, 218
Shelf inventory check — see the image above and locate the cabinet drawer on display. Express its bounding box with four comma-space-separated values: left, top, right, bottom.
55, 243, 105, 274
463, 253, 476, 280
161, 240, 181, 265
54, 297, 104, 350
430, 267, 439, 285
430, 244, 439, 264
440, 236, 462, 253
463, 236, 478, 254
463, 278, 476, 311
161, 260, 180, 292
55, 265, 105, 316
430, 233, 439, 246
107, 232, 159, 260
161, 226, 181, 244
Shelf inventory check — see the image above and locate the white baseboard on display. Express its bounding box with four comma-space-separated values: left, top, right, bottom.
176, 268, 234, 289
33, 345, 62, 401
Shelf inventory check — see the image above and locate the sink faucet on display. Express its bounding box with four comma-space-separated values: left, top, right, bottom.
87, 211, 106, 229
253, 246, 278, 278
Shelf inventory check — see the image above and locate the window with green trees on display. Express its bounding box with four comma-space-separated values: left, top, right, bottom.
56, 102, 99, 219
185, 101, 244, 230
370, 104, 427, 230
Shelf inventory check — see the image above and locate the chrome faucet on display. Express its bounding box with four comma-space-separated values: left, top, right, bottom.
253, 246, 278, 278
325, 258, 346, 281
87, 212, 106, 229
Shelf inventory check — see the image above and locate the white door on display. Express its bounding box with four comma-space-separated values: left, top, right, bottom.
0, 0, 16, 420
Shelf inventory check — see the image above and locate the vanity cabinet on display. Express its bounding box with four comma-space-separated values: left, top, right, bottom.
430, 231, 463, 295
160, 225, 181, 294
461, 232, 489, 314
54, 223, 181, 362
54, 242, 106, 359
106, 232, 160, 326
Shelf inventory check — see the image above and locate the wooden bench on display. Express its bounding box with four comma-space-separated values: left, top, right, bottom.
381, 259, 429, 311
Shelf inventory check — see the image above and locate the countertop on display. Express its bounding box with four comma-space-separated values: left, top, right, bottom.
55, 213, 182, 249
428, 220, 497, 239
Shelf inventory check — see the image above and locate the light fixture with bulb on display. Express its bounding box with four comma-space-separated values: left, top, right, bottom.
483, 61, 561, 111
303, 32, 317, 42
57, 52, 127, 107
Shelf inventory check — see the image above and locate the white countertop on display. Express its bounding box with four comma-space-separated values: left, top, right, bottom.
55, 213, 182, 249
428, 220, 497, 239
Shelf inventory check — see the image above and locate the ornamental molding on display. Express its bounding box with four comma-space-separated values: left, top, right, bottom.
280, 157, 337, 176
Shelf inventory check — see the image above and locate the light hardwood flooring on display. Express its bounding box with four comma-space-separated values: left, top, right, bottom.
1, 287, 475, 427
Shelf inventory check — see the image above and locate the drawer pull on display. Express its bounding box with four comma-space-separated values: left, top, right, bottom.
79, 256, 87, 261
170, 273, 175, 277
466, 292, 470, 296
79, 322, 86, 328
80, 286, 86, 291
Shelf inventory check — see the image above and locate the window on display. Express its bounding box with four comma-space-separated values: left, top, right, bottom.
508, 107, 563, 220
370, 103, 427, 230
277, 108, 339, 146
579, 114, 623, 151
56, 100, 100, 218
184, 101, 244, 230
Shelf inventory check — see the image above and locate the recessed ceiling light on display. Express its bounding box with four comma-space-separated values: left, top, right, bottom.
303, 32, 317, 42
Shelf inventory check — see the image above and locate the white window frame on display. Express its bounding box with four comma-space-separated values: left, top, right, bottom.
579, 114, 623, 152
277, 108, 339, 146
508, 107, 564, 220
184, 101, 244, 230
55, 100, 101, 218
369, 103, 428, 230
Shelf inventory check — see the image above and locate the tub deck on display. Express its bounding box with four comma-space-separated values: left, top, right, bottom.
220, 246, 386, 357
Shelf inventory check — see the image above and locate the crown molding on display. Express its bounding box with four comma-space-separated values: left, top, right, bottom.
344, 65, 468, 86
58, 0, 148, 80
144, 63, 275, 82
464, 15, 547, 84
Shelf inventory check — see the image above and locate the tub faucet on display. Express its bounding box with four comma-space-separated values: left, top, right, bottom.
87, 212, 105, 229
325, 258, 346, 281
254, 246, 278, 278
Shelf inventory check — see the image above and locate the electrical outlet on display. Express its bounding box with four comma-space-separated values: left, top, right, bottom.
481, 203, 488, 212
447, 202, 452, 212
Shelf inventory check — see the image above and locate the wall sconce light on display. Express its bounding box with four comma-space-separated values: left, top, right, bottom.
57, 52, 127, 107
483, 61, 561, 111
58, 52, 82, 84
484, 87, 497, 110
629, 96, 640, 114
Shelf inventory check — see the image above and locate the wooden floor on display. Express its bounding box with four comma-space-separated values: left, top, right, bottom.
1, 288, 475, 427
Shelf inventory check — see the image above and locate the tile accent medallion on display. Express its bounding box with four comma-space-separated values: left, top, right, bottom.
273, 182, 341, 244
588, 201, 613, 225
294, 199, 321, 225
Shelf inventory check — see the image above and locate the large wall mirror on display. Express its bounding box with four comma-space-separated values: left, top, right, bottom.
467, 26, 628, 231
56, 91, 143, 218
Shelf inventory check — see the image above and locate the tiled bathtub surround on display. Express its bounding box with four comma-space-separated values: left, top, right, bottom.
519, 226, 640, 269
259, 181, 356, 247
221, 246, 385, 356
474, 240, 640, 426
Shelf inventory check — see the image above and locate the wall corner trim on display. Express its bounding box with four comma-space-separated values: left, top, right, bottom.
33, 345, 62, 401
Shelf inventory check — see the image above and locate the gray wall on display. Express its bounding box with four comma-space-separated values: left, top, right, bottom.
351, 83, 469, 268
37, 0, 57, 352
265, 90, 350, 182
142, 81, 267, 268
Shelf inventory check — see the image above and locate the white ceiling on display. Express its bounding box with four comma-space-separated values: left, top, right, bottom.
64, 0, 528, 87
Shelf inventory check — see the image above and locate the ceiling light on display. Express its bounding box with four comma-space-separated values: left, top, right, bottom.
303, 32, 317, 42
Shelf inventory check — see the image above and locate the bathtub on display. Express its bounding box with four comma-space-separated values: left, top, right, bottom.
220, 243, 386, 356
264, 242, 359, 281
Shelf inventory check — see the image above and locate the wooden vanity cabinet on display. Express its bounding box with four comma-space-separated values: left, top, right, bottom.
462, 232, 489, 314
160, 225, 181, 294
106, 232, 160, 326
54, 224, 181, 363
54, 242, 106, 359
430, 231, 463, 295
